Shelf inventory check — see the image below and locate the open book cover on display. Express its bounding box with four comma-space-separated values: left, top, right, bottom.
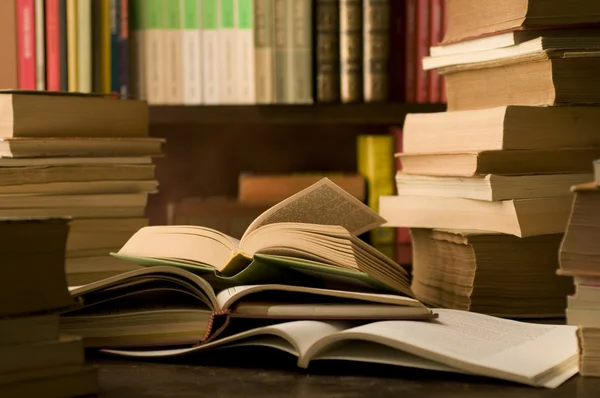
61, 178, 430, 346
95, 309, 579, 388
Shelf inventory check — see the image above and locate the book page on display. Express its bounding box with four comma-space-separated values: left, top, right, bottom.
241, 178, 385, 240
302, 309, 578, 388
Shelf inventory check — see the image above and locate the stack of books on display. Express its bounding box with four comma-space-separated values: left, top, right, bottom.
379, 0, 600, 318
0, 91, 163, 285
0, 217, 97, 396
1, 0, 448, 105
559, 163, 600, 376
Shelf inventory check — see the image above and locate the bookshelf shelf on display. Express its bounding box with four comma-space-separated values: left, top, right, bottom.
149, 103, 446, 125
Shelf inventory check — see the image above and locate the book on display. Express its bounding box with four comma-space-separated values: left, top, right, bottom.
410, 229, 572, 317
339, 0, 362, 103
0, 92, 148, 137
34, 0, 45, 90
238, 173, 365, 204
16, 0, 36, 90
394, 173, 592, 201
76, 0, 91, 93
66, 0, 77, 92
442, 54, 600, 111
424, 35, 600, 70
254, 0, 275, 103
379, 195, 573, 237
144, 0, 165, 104
201, 0, 220, 104
363, 0, 389, 102
112, 178, 412, 295
0, 180, 157, 195
315, 0, 340, 103
442, 0, 600, 44
0, 137, 164, 157
235, 0, 255, 104
163, 0, 182, 104
62, 265, 431, 347
0, 164, 154, 185
93, 309, 578, 388
403, 106, 600, 153
0, 1, 18, 89
397, 148, 600, 177
181, 0, 202, 105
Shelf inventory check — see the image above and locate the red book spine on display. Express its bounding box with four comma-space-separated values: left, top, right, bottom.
428, 0, 442, 103
440, 0, 448, 103
16, 0, 36, 90
415, 0, 429, 103
404, 0, 417, 103
45, 0, 60, 91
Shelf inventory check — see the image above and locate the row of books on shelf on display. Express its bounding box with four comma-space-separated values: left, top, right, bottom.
1, 0, 448, 105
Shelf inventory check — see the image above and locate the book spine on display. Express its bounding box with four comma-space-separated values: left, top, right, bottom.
339, 0, 362, 103
17, 0, 36, 90
145, 0, 165, 104
357, 134, 396, 248
273, 0, 288, 103
110, 0, 120, 95
181, 0, 202, 104
440, 0, 447, 103
34, 0, 45, 90
387, 0, 405, 102
315, 0, 340, 103
363, 0, 389, 102
404, 0, 416, 102
77, 0, 92, 93
92, 0, 101, 92
415, 0, 428, 103
202, 0, 220, 104
45, 0, 60, 91
163, 0, 182, 104
235, 0, 255, 103
291, 0, 312, 103
130, 0, 146, 99
220, 0, 236, 103
119, 0, 129, 98
58, 0, 68, 91
66, 0, 77, 92
100, 0, 112, 94
254, 0, 274, 104
427, 0, 441, 103
0, 0, 18, 89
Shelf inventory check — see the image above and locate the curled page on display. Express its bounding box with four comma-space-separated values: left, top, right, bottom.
242, 178, 386, 240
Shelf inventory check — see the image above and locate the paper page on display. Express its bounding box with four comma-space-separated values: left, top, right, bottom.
303, 309, 578, 387
215, 284, 422, 312
241, 178, 385, 240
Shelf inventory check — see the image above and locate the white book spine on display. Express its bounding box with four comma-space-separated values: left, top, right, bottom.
146, 0, 166, 104
163, 0, 183, 104
202, 0, 221, 104
181, 0, 203, 104
35, 0, 46, 90
220, 0, 236, 104
235, 0, 255, 103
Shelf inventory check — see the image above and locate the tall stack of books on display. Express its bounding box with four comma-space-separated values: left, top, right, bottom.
0, 91, 162, 285
1, 0, 447, 105
559, 162, 600, 377
379, 0, 600, 318
0, 217, 97, 396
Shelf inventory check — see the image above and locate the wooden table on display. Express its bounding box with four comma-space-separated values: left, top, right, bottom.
91, 347, 600, 397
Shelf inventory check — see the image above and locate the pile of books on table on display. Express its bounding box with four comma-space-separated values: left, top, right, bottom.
0, 91, 163, 285
380, 0, 600, 318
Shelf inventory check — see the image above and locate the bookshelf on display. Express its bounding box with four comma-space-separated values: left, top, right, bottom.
149, 103, 447, 126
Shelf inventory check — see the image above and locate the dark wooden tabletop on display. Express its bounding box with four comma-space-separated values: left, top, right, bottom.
91, 347, 600, 397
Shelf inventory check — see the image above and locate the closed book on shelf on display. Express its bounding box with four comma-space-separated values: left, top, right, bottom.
0, 1, 18, 89
129, 0, 146, 99
235, 0, 255, 103
254, 0, 275, 103
76, 0, 91, 93
202, 0, 220, 104
163, 0, 182, 104
363, 0, 389, 102
17, 0, 36, 90
340, 0, 362, 103
220, 0, 236, 103
34, 0, 45, 90
315, 0, 340, 103
66, 0, 77, 92
181, 0, 202, 105
145, 0, 165, 104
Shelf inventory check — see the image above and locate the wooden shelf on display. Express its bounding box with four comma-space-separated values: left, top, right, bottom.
149, 103, 446, 125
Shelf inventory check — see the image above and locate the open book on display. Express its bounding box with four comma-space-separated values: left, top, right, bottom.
111, 178, 412, 296
98, 309, 578, 389
61, 266, 432, 347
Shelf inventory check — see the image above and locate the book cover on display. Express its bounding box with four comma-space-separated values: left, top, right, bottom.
363, 0, 390, 102
17, 0, 36, 90
181, 0, 202, 104
339, 0, 362, 103
58, 0, 68, 91
163, 0, 182, 104
235, 0, 255, 103
315, 0, 340, 103
202, 0, 220, 104
45, 0, 60, 91
77, 0, 92, 93
66, 0, 77, 92
145, 0, 165, 104
220, 0, 236, 103
34, 0, 45, 90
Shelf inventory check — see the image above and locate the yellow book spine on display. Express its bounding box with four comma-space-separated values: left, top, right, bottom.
77, 0, 92, 93
357, 134, 396, 246
66, 0, 78, 92
100, 0, 111, 94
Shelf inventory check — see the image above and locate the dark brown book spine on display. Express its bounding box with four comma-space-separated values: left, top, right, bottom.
387, 0, 406, 102
315, 0, 340, 103
340, 0, 362, 103
363, 0, 389, 102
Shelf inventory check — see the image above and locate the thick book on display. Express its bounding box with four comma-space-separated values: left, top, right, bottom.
442, 0, 600, 44
397, 148, 600, 177
315, 0, 340, 103
403, 106, 600, 153
111, 178, 412, 296
395, 173, 592, 201
62, 265, 431, 347
380, 195, 573, 237
95, 309, 578, 388
442, 53, 600, 111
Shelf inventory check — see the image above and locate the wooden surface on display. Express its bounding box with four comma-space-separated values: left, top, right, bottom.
149, 103, 446, 125
93, 348, 600, 397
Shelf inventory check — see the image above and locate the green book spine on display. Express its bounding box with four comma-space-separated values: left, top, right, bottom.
202, 0, 220, 103
163, 0, 182, 104
182, 0, 202, 104
145, 0, 165, 104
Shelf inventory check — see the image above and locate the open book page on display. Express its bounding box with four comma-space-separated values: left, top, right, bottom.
242, 178, 386, 240
215, 285, 424, 311
301, 309, 578, 388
